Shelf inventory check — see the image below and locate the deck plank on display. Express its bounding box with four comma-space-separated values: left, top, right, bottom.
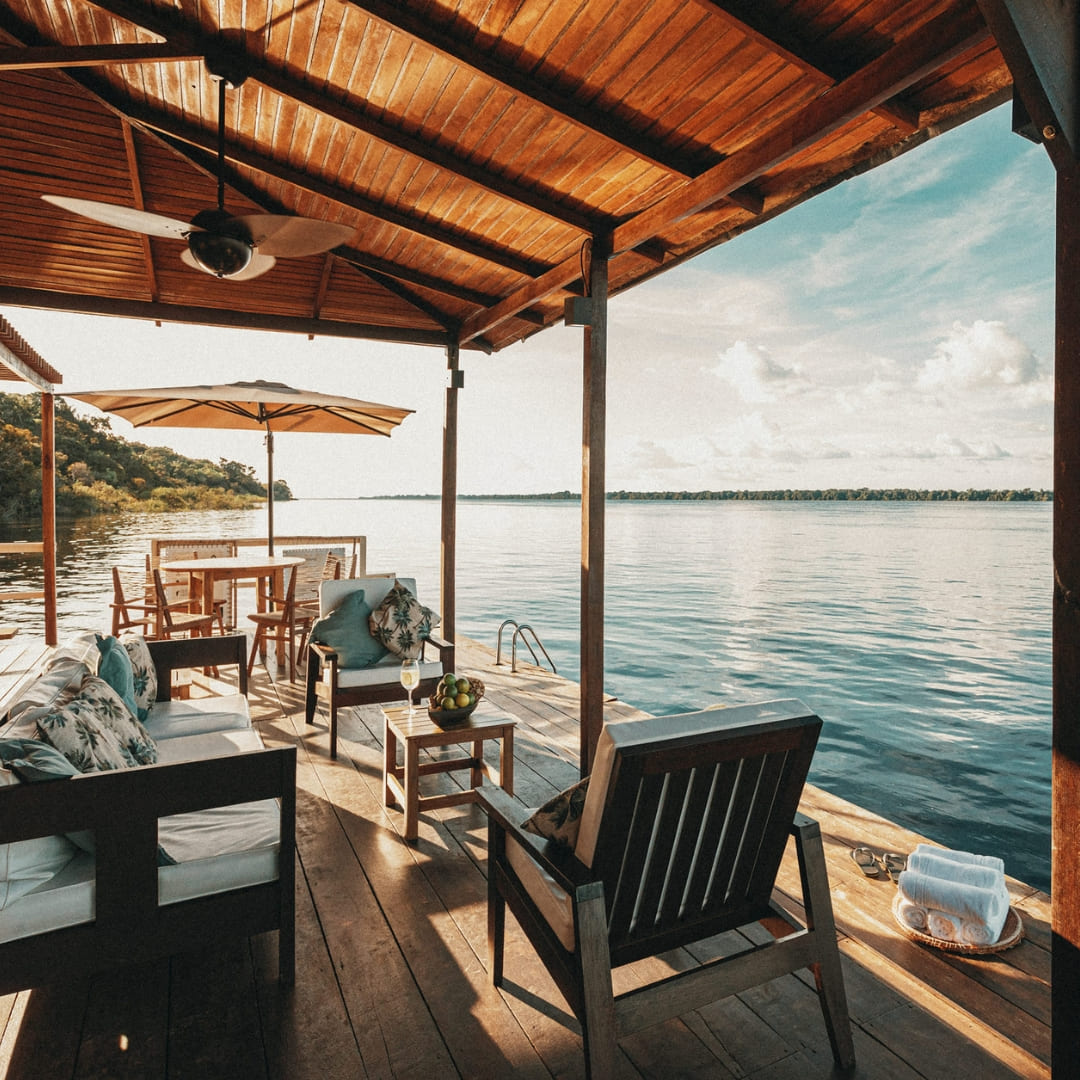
0, 633, 1051, 1079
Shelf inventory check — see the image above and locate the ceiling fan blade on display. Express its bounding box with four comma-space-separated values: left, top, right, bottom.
180, 247, 276, 280
42, 194, 192, 240
233, 214, 354, 257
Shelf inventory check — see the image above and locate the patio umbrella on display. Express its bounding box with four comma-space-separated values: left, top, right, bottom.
68, 380, 413, 552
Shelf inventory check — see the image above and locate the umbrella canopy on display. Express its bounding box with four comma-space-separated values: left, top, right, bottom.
68, 380, 413, 551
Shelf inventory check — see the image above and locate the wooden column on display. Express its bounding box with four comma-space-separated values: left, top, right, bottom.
580, 238, 610, 775
441, 340, 461, 642
1053, 158, 1080, 1074
41, 391, 57, 646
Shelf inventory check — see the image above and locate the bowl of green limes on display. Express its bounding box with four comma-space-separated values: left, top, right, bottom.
428, 673, 484, 725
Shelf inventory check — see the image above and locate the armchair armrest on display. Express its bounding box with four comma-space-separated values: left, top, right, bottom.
476, 787, 593, 894
148, 633, 249, 699
422, 632, 455, 669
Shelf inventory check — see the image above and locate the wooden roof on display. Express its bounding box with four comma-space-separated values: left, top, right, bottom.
0, 314, 61, 387
0, 1, 1016, 355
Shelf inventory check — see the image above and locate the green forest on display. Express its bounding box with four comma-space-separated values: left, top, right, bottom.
0, 391, 292, 520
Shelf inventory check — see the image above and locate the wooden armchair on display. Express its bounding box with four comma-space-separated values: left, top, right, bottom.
477, 700, 855, 1078
151, 569, 223, 639
110, 565, 156, 636
305, 576, 455, 758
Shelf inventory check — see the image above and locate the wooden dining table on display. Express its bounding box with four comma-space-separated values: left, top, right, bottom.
159, 554, 303, 665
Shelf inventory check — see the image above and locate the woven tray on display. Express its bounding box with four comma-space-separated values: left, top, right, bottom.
891, 893, 1024, 954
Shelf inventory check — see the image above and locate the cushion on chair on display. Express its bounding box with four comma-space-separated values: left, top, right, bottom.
310, 590, 388, 669
119, 634, 158, 721
95, 634, 139, 720
523, 778, 590, 850
329, 655, 442, 689
368, 580, 440, 659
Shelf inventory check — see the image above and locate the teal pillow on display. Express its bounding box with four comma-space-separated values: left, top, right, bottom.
311, 590, 388, 669
0, 738, 79, 782
96, 633, 138, 719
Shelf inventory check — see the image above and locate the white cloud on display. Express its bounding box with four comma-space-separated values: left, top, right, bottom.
917, 320, 1043, 390
706, 341, 803, 403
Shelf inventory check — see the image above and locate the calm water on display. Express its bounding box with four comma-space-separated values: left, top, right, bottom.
0, 498, 1052, 891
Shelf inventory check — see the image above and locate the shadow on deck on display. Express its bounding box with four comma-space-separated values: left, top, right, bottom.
0, 635, 1050, 1078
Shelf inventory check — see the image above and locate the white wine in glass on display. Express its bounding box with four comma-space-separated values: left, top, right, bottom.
400, 658, 420, 714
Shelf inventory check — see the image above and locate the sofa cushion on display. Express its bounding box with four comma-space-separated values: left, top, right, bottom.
2, 659, 86, 728
369, 580, 440, 659
96, 634, 138, 720
0, 738, 79, 782
36, 677, 157, 772
522, 777, 590, 851
143, 694, 252, 740
119, 634, 158, 721
310, 589, 388, 669
0, 765, 78, 912
330, 654, 442, 689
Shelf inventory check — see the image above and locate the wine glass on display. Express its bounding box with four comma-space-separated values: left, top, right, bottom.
400, 658, 420, 714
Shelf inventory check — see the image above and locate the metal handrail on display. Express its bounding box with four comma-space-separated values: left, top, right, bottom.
495, 618, 556, 673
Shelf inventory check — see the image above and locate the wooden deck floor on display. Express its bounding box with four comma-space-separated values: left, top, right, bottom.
0, 635, 1051, 1079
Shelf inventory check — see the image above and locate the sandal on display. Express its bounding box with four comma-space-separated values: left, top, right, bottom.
850, 847, 882, 877
882, 852, 908, 882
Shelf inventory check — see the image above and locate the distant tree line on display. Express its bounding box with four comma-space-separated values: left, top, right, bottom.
384, 488, 1052, 502
0, 391, 291, 521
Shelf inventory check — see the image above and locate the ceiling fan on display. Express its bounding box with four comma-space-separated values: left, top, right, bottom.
42, 58, 355, 281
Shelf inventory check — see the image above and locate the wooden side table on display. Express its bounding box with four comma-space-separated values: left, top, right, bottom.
382, 702, 516, 841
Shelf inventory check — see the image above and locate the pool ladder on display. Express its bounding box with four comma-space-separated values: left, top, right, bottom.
496, 619, 556, 673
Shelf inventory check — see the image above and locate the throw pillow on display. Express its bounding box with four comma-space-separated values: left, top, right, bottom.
96, 633, 138, 719
522, 777, 590, 851
76, 676, 158, 766
35, 679, 153, 772
310, 589, 388, 669
119, 633, 158, 720
369, 580, 440, 660
0, 765, 78, 911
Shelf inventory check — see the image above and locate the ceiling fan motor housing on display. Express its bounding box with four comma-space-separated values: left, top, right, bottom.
187, 208, 254, 277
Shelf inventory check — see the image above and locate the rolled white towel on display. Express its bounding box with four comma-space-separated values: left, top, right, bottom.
896, 898, 929, 932
910, 843, 1004, 874
906, 852, 1004, 892
927, 909, 963, 942
897, 869, 1010, 944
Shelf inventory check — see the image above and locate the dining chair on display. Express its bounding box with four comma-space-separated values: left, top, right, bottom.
109, 566, 156, 637
151, 569, 222, 640
476, 700, 855, 1079
246, 565, 309, 682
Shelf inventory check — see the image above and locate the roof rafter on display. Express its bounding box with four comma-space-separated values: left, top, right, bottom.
82, 0, 603, 234
458, 3, 991, 345
0, 42, 198, 69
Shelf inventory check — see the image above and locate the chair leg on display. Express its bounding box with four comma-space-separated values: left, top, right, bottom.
794, 815, 856, 1071
488, 859, 506, 987
247, 625, 264, 677
329, 695, 339, 759
304, 655, 319, 725
575, 885, 618, 1080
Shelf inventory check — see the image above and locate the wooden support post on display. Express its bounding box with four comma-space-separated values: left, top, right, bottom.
441, 340, 460, 643
1053, 158, 1080, 1075
41, 391, 57, 646
580, 237, 610, 776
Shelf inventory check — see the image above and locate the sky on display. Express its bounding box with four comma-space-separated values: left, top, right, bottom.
2, 103, 1058, 498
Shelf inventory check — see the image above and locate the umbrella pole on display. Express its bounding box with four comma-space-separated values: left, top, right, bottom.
266, 423, 274, 555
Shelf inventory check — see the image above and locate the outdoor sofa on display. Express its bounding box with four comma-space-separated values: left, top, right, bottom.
0, 632, 295, 994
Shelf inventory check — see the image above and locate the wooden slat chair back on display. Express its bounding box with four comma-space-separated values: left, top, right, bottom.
110, 565, 156, 637
151, 540, 238, 628
151, 570, 221, 640
246, 565, 308, 682
477, 700, 855, 1078
281, 546, 347, 614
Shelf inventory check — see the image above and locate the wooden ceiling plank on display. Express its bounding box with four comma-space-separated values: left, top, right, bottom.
342, 0, 700, 177
613, 4, 991, 257
0, 42, 198, 70
79, 0, 598, 232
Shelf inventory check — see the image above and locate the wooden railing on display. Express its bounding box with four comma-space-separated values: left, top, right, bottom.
0, 541, 45, 601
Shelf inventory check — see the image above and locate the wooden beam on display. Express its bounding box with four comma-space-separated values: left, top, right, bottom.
41, 391, 57, 646
441, 343, 460, 643
612, 4, 989, 257
121, 120, 160, 303
1052, 157, 1080, 1077
0, 43, 198, 70
580, 237, 610, 776
0, 287, 458, 347
976, 0, 1078, 169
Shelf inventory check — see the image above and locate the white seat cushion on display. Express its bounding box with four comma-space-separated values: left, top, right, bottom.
143, 694, 251, 739
154, 727, 266, 764
330, 655, 442, 689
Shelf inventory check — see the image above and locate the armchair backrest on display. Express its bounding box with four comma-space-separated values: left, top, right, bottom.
574, 700, 822, 965
318, 576, 420, 618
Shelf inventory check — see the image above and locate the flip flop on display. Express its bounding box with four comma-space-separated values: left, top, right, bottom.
850, 847, 881, 877
882, 852, 908, 882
